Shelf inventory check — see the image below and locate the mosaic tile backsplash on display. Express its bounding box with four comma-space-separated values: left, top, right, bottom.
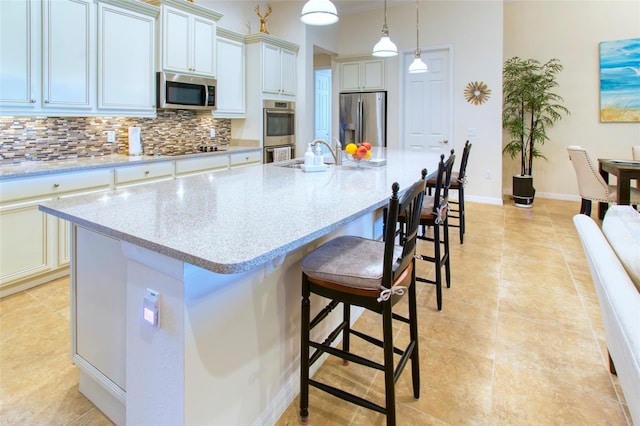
0, 111, 231, 161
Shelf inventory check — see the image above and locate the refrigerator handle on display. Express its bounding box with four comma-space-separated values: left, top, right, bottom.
357, 98, 363, 144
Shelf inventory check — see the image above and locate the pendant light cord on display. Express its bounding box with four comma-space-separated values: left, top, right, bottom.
415, 0, 420, 55
382, 0, 389, 35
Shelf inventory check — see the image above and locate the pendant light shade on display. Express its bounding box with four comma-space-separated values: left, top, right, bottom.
372, 0, 397, 57
408, 56, 428, 73
300, 0, 339, 26
408, 0, 427, 73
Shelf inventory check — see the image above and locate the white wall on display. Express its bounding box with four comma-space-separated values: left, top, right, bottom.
338, 1, 505, 204
503, 1, 640, 200
200, 0, 639, 203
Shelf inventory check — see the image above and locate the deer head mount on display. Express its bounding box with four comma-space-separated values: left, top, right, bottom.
255, 4, 272, 34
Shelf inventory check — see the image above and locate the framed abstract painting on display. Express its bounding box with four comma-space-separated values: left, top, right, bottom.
599, 38, 640, 122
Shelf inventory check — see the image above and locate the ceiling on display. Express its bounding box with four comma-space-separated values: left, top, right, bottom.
332, 0, 413, 16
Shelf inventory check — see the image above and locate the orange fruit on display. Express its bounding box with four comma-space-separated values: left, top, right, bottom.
362, 142, 371, 150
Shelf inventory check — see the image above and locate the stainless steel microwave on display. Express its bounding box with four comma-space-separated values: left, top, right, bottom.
156, 72, 216, 110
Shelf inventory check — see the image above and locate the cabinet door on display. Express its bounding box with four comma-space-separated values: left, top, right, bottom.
191, 15, 216, 77
280, 48, 296, 96
262, 43, 282, 95
0, 0, 40, 110
229, 150, 262, 168
215, 36, 245, 117
57, 187, 112, 267
163, 5, 191, 73
42, 0, 95, 110
339, 62, 361, 91
98, 2, 156, 114
0, 199, 53, 285
361, 60, 385, 90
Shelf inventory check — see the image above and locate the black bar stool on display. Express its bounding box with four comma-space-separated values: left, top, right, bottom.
427, 141, 472, 244
299, 179, 426, 426
415, 152, 455, 310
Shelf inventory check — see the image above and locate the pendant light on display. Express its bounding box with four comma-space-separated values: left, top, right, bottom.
408, 0, 428, 73
372, 0, 397, 57
300, 0, 339, 26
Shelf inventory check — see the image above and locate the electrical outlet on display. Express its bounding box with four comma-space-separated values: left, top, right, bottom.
485, 169, 492, 179
210, 128, 216, 138
107, 131, 116, 142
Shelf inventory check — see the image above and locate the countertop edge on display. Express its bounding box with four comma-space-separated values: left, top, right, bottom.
39, 198, 388, 274
0, 146, 262, 181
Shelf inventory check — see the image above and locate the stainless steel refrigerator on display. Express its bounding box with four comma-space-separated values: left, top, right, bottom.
339, 91, 387, 148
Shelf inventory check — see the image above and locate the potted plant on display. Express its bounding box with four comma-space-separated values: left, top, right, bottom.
502, 57, 570, 207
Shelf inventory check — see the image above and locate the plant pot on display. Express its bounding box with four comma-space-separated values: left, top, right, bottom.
513, 175, 535, 208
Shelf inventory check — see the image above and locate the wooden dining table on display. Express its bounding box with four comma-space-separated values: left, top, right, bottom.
598, 158, 640, 219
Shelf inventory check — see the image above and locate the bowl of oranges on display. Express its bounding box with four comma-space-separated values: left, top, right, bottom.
345, 142, 372, 164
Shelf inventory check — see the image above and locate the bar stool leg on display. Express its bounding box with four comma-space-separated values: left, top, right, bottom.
382, 302, 396, 426
342, 302, 350, 365
434, 224, 443, 311
459, 187, 466, 244
408, 267, 420, 398
444, 217, 451, 289
299, 276, 311, 423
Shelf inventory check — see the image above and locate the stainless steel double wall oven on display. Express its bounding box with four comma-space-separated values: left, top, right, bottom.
263, 100, 295, 163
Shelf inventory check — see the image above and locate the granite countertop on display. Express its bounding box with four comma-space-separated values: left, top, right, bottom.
39, 149, 440, 274
0, 145, 261, 180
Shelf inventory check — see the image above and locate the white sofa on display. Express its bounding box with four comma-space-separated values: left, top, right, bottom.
573, 206, 639, 424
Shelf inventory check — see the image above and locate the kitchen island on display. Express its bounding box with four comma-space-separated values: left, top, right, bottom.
39, 148, 440, 425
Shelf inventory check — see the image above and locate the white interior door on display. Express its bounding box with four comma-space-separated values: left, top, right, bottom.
403, 48, 451, 152
314, 68, 331, 142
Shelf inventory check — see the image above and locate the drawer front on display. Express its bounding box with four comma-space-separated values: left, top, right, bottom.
0, 169, 113, 203
175, 155, 229, 175
229, 150, 262, 167
114, 162, 174, 185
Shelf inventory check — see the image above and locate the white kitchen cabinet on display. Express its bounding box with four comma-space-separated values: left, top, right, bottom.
246, 33, 299, 101
114, 162, 175, 187
154, 0, 222, 77
175, 155, 229, 177
338, 58, 386, 92
214, 28, 245, 118
0, 0, 40, 111
0, 0, 97, 115
42, 0, 96, 111
0, 169, 113, 297
97, 0, 158, 116
229, 150, 262, 168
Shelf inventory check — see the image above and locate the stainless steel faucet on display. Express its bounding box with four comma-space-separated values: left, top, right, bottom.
311, 138, 342, 165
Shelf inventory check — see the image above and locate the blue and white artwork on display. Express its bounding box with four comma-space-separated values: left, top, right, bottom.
600, 38, 640, 122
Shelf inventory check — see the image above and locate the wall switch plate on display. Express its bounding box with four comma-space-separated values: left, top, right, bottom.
210, 128, 216, 138
143, 288, 159, 327
107, 131, 116, 142
485, 169, 492, 179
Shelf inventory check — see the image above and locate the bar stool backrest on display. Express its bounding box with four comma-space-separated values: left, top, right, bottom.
382, 179, 426, 289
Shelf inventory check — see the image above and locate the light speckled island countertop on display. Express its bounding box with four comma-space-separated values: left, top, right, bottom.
39, 149, 441, 274
0, 145, 260, 180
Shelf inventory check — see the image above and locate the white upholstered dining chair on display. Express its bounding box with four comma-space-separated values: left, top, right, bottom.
567, 145, 640, 216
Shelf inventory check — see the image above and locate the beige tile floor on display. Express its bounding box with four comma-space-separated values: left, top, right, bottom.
0, 199, 631, 425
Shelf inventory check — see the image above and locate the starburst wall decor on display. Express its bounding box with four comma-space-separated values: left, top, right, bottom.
464, 81, 491, 105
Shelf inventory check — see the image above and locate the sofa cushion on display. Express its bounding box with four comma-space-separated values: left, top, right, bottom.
602, 205, 640, 292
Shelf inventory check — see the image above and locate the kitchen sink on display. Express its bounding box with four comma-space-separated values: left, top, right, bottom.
275, 159, 304, 169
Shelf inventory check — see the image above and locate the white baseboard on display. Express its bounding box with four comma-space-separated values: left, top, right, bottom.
466, 195, 503, 205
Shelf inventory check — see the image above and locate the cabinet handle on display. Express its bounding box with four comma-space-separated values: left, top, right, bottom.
144, 170, 150, 175
44, 100, 49, 103
30, 99, 36, 103
53, 183, 60, 188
